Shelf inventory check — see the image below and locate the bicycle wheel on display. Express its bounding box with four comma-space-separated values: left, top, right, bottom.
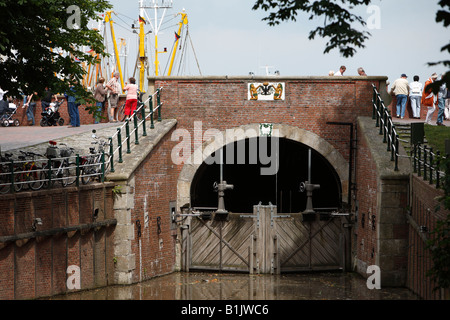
14, 171, 23, 192
60, 166, 70, 187
29, 168, 45, 191
81, 158, 94, 185
118, 103, 126, 122
65, 162, 77, 186
0, 173, 10, 194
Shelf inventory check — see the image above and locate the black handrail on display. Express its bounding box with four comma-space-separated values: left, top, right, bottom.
372, 84, 400, 171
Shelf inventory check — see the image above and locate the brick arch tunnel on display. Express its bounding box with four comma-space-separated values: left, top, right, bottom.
190, 137, 343, 214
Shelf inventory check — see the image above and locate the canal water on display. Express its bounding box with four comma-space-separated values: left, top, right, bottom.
50, 271, 419, 300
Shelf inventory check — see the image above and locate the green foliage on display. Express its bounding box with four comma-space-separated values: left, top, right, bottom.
252, 0, 372, 58
427, 156, 450, 291
0, 0, 112, 112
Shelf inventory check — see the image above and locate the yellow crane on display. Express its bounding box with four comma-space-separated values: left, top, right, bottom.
105, 11, 125, 92
167, 11, 188, 76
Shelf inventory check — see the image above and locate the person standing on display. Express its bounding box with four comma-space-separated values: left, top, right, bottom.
94, 77, 108, 123
64, 86, 80, 128
105, 72, 121, 122
123, 77, 138, 120
445, 85, 450, 120
334, 66, 346, 76
409, 75, 423, 119
357, 67, 367, 76
423, 73, 439, 124
390, 74, 410, 119
41, 87, 56, 111
22, 92, 37, 126
436, 75, 447, 126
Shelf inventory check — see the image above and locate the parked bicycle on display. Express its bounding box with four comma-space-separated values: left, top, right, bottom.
81, 130, 111, 185
0, 152, 15, 194
43, 141, 77, 187
14, 151, 46, 192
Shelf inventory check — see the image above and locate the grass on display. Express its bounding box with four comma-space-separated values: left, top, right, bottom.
424, 124, 450, 156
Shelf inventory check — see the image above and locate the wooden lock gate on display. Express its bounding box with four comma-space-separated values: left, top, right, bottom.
180, 204, 350, 274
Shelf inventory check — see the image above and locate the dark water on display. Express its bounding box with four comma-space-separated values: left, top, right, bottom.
50, 271, 419, 300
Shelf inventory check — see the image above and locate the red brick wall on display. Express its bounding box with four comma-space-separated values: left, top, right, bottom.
408, 174, 450, 299
0, 184, 115, 300
354, 127, 379, 267
152, 77, 383, 164
130, 125, 179, 282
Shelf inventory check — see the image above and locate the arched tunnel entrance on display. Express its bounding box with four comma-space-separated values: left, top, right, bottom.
190, 137, 342, 214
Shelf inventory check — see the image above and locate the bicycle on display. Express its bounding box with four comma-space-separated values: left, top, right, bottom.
43, 141, 76, 188
81, 130, 111, 185
0, 152, 15, 194
14, 151, 46, 192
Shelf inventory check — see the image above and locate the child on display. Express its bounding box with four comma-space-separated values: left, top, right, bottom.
123, 77, 138, 120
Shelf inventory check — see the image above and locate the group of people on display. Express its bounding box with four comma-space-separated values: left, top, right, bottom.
390, 72, 449, 126
1, 72, 139, 128
328, 66, 367, 77
94, 72, 139, 123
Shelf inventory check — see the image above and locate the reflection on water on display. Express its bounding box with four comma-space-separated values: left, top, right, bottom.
50, 272, 418, 300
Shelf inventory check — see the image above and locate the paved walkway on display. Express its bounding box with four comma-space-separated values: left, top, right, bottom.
0, 122, 124, 157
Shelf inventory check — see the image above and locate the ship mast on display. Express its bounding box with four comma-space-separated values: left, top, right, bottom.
139, 0, 173, 83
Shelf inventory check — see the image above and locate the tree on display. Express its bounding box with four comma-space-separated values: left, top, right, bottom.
0, 0, 112, 105
252, 0, 372, 58
252, 0, 449, 89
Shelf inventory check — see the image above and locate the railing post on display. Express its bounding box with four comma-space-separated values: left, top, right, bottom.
157, 88, 162, 122
375, 97, 380, 128
117, 128, 123, 163
436, 151, 441, 188
134, 112, 139, 145
141, 103, 147, 136
387, 121, 392, 152
126, 120, 131, 154
423, 146, 428, 181
149, 95, 154, 129
394, 135, 399, 171
76, 154, 80, 187
109, 137, 115, 173
372, 87, 377, 120
9, 160, 14, 193
101, 152, 105, 183
413, 144, 417, 173
418, 145, 422, 177
429, 148, 433, 185
47, 159, 52, 189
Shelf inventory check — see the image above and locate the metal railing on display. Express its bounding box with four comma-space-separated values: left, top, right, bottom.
0, 153, 109, 193
0, 88, 164, 194
107, 88, 163, 172
412, 144, 447, 189
372, 84, 400, 171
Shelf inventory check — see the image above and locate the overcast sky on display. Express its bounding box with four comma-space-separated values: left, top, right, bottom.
106, 0, 448, 84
